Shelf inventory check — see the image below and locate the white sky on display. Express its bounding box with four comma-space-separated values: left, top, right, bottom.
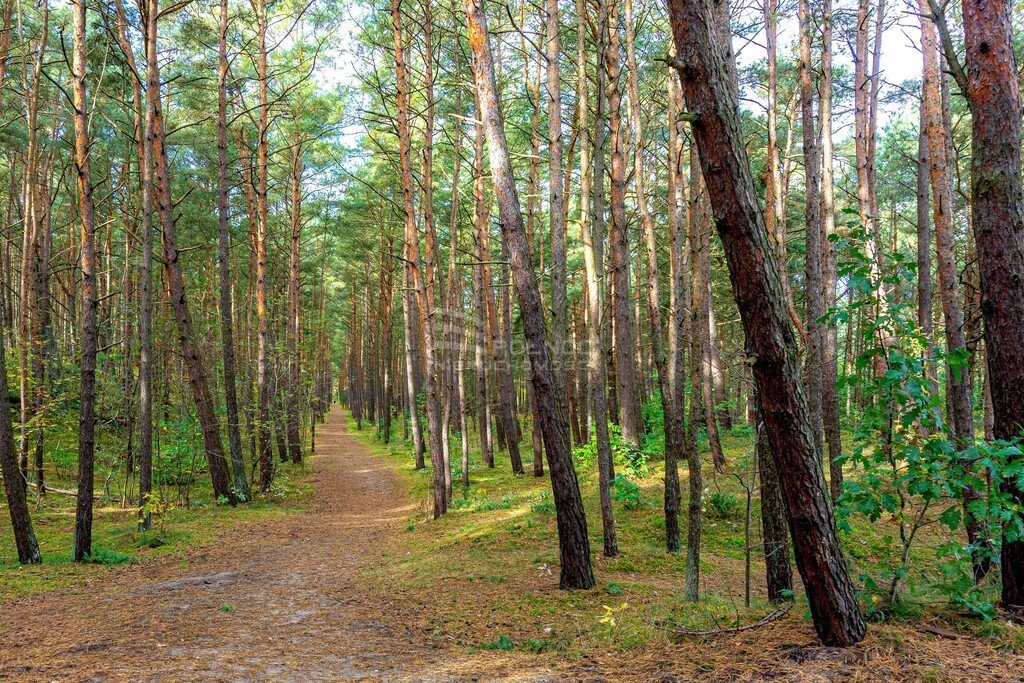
324, 4, 927, 153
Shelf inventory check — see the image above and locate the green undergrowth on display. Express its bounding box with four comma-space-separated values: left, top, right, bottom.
1, 408, 313, 599
349, 412, 790, 654
347, 410, 1021, 659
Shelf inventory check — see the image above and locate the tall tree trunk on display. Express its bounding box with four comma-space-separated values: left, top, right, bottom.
667, 0, 866, 645
546, 0, 567, 424
420, 0, 451, 496
953, 0, 1024, 607
818, 0, 842, 500
690, 167, 726, 470
919, 2, 989, 579
577, 0, 616, 557
148, 0, 235, 504
602, 0, 642, 448
287, 130, 304, 465
136, 0, 156, 529
855, 0, 889, 383
666, 48, 688, 556
466, 0, 594, 589
20, 4, 47, 493
393, 0, 446, 517
219, 0, 251, 500
471, 115, 493, 469
71, 0, 100, 561
253, 0, 274, 490
799, 0, 824, 455
522, 53, 545, 475
624, 0, 685, 557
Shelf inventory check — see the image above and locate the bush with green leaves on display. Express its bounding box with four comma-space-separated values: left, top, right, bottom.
611, 473, 652, 510
830, 218, 1019, 618
573, 423, 649, 478
708, 491, 741, 520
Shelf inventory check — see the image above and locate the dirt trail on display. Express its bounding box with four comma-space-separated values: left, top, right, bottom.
0, 407, 557, 682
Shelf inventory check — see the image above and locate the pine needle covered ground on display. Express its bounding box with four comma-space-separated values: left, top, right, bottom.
350, 411, 1024, 681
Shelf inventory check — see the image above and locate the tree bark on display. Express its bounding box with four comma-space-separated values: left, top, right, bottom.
799, 0, 824, 455
287, 129, 304, 465
957, 0, 1024, 607
393, 0, 446, 517
919, 2, 989, 579
667, 0, 866, 644
252, 0, 274, 490
219, 0, 251, 500
71, 0, 100, 560
576, 0, 616, 558
818, 0, 843, 501
466, 0, 593, 589
148, 0, 235, 504
602, 0, 642, 448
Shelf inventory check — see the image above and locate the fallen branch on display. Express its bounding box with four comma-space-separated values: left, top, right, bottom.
916, 624, 961, 640
27, 481, 103, 501
654, 602, 792, 637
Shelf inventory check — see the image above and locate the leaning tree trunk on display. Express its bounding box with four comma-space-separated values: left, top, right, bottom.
466, 0, 594, 589
147, 0, 235, 504
0, 312, 40, 563
667, 0, 866, 645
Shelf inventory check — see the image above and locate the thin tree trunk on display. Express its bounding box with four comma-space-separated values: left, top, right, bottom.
602, 0, 642, 448
819, 0, 842, 501
624, 0, 685, 557
546, 0, 567, 425
919, 2, 989, 579
218, 0, 250, 500
800, 0, 824, 456
287, 129, 304, 465
466, 0, 594, 589
393, 0, 446, 517
253, 0, 273, 490
148, 0, 235, 504
471, 120, 493, 469
666, 48, 688, 556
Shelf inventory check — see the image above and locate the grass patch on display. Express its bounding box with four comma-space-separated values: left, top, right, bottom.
347, 407, 1024, 675
1, 425, 313, 600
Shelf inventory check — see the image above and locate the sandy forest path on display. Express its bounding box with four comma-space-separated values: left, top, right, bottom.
0, 406, 556, 682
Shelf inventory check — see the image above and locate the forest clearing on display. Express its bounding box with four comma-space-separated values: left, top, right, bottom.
3, 0, 1024, 677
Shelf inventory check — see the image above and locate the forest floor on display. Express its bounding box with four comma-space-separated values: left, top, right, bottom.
2, 406, 1024, 682
0, 405, 551, 682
